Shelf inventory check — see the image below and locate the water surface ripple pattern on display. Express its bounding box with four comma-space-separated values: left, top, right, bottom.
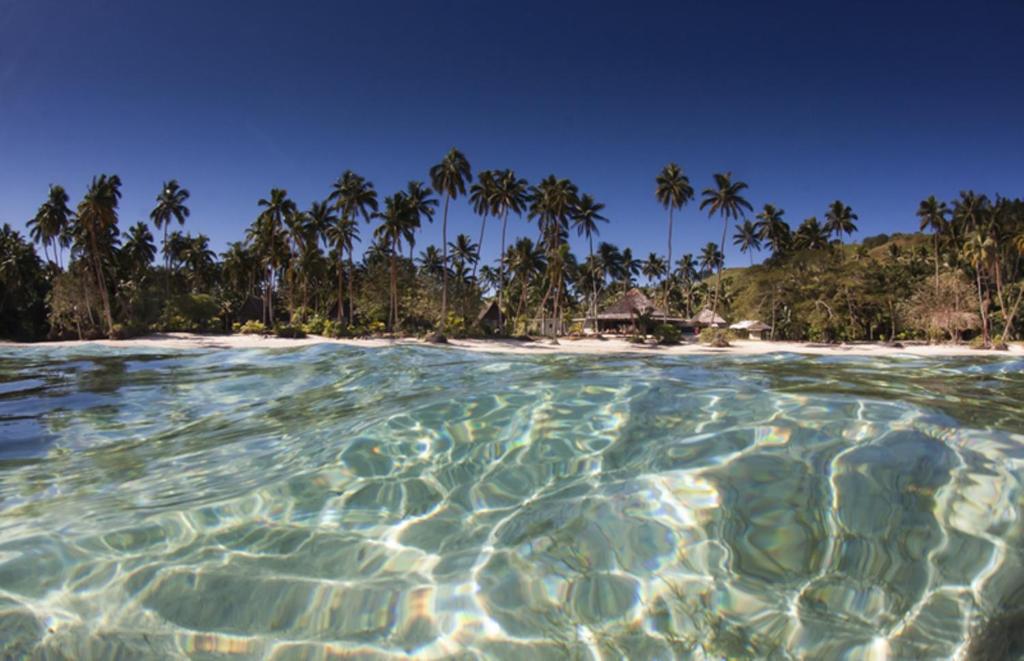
1, 344, 1023, 659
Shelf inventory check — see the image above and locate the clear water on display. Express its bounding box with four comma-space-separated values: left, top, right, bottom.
1, 345, 1023, 659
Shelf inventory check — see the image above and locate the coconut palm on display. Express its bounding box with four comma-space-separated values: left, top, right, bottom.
642, 253, 667, 287
182, 234, 216, 292
571, 193, 608, 327
417, 245, 445, 278
121, 221, 156, 280
403, 180, 438, 259
469, 170, 496, 279
824, 200, 858, 244
250, 188, 296, 325
916, 195, 950, 295
699, 242, 723, 277
448, 233, 480, 273
328, 171, 378, 323
150, 180, 191, 300
732, 219, 761, 265
28, 185, 74, 267
794, 217, 830, 250
675, 253, 699, 316
429, 148, 472, 333
656, 163, 694, 316
700, 172, 752, 316
528, 176, 579, 334
325, 215, 359, 323
77, 174, 123, 335
491, 170, 529, 332
964, 229, 995, 345
619, 248, 642, 293
754, 204, 790, 258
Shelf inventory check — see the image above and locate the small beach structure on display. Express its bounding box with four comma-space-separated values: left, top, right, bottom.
692, 309, 728, 329
579, 288, 690, 334
730, 319, 772, 340
477, 301, 501, 332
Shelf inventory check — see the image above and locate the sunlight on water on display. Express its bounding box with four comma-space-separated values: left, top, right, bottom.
1, 344, 1023, 659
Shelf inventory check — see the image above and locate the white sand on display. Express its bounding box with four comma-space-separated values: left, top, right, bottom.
2, 332, 1021, 358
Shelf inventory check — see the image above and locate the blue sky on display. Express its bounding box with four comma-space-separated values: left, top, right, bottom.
2, 0, 1022, 266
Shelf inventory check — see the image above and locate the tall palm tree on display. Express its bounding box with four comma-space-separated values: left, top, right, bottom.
328, 170, 378, 324
824, 200, 858, 244
182, 234, 216, 292
150, 180, 191, 301
700, 172, 752, 316
916, 195, 950, 295
732, 219, 761, 265
754, 204, 790, 258
325, 215, 360, 323
794, 217, 830, 250
469, 170, 496, 280
964, 229, 995, 345
698, 242, 723, 278
250, 188, 296, 325
571, 193, 608, 327
448, 233, 480, 273
374, 192, 415, 330
656, 163, 694, 316
28, 185, 73, 268
492, 169, 529, 332
528, 175, 579, 335
619, 247, 642, 293
403, 180, 438, 259
429, 148, 472, 333
675, 253, 699, 316
77, 174, 122, 335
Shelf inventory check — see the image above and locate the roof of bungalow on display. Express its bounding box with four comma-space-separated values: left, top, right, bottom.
597, 288, 663, 318
692, 309, 728, 325
477, 300, 501, 322
730, 319, 772, 332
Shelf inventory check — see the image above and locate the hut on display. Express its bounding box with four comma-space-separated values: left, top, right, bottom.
730, 319, 772, 340
579, 288, 691, 334
477, 301, 502, 332
692, 309, 728, 329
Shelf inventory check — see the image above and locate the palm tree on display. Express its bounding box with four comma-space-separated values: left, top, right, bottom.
656, 163, 694, 316
507, 237, 546, 325
469, 170, 496, 280
182, 234, 216, 292
916, 195, 950, 295
448, 233, 480, 273
964, 229, 995, 345
121, 221, 156, 279
824, 200, 858, 244
528, 175, 579, 335
77, 174, 123, 335
642, 253, 667, 287
429, 148, 472, 334
403, 180, 438, 259
28, 185, 73, 267
794, 217, 830, 250
328, 171, 378, 324
417, 245, 445, 278
699, 172, 752, 316
150, 180, 191, 301
373, 192, 421, 330
571, 193, 608, 328
250, 188, 296, 325
732, 219, 761, 265
754, 204, 790, 258
675, 253, 699, 316
492, 169, 529, 332
619, 247, 641, 293
698, 242, 723, 278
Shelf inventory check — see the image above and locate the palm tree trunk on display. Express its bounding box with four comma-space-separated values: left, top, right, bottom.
337, 257, 345, 323
713, 217, 727, 316
88, 231, 115, 336
588, 235, 598, 332
665, 208, 672, 322
348, 250, 357, 327
390, 237, 398, 332
933, 234, 940, 296
473, 214, 486, 280
499, 209, 508, 334
440, 194, 450, 333
163, 225, 170, 304
977, 270, 990, 345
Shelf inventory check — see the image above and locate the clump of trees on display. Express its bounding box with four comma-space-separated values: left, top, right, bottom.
2, 151, 1022, 346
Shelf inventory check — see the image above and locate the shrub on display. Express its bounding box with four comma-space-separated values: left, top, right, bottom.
273, 324, 307, 339
969, 336, 987, 350
301, 314, 328, 336
655, 323, 681, 345
162, 294, 220, 332
238, 320, 267, 335
700, 327, 731, 348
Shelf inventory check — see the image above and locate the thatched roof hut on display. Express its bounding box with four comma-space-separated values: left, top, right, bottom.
598, 288, 665, 319
730, 319, 771, 339
477, 301, 501, 330
929, 310, 982, 333
692, 309, 727, 327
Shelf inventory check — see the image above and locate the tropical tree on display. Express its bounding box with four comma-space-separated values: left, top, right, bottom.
469, 170, 496, 279
76, 174, 123, 335
619, 247, 642, 293
491, 169, 529, 331
28, 184, 74, 267
642, 253, 667, 287
793, 217, 830, 250
249, 188, 296, 324
121, 221, 156, 280
656, 163, 694, 316
700, 172, 752, 315
916, 195, 950, 295
528, 175, 579, 334
571, 193, 608, 327
754, 204, 791, 258
329, 171, 378, 323
732, 219, 761, 265
824, 200, 858, 244
429, 148, 472, 334
150, 180, 191, 300
699, 242, 723, 278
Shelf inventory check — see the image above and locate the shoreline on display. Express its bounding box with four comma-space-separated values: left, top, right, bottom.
1, 332, 1021, 358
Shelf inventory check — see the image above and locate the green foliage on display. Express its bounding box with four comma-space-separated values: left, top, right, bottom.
0, 224, 50, 340
969, 336, 987, 350
655, 323, 682, 345
238, 320, 267, 335
161, 293, 219, 332
300, 313, 328, 335
273, 324, 306, 338
700, 327, 732, 347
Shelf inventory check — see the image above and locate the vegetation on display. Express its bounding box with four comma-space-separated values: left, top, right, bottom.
1, 155, 1022, 348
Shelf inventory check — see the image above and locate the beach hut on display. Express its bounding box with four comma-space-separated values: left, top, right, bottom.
477, 301, 501, 332
580, 288, 691, 334
730, 319, 772, 340
692, 309, 728, 329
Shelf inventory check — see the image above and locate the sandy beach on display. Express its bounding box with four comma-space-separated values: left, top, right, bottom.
3, 332, 1021, 358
